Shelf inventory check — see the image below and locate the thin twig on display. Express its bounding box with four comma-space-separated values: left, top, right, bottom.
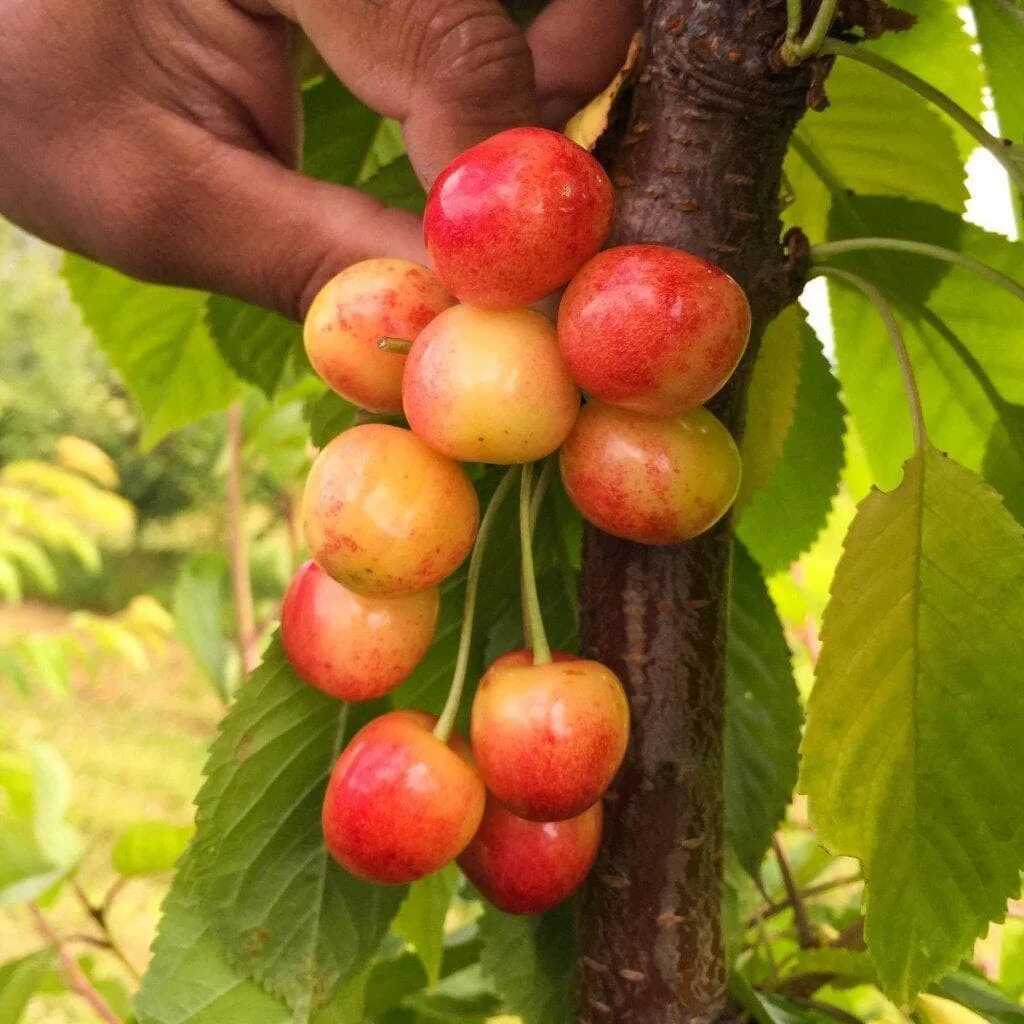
772, 836, 818, 949
227, 402, 259, 676
785, 0, 803, 42
101, 877, 128, 917
748, 872, 863, 926
74, 878, 142, 983
433, 467, 520, 742
63, 934, 112, 950
810, 236, 1024, 303
29, 904, 124, 1024
781, 0, 840, 63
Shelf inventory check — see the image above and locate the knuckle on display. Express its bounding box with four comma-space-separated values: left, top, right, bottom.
419, 1, 533, 105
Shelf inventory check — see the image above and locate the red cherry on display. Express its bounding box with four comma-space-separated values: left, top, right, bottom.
470, 658, 629, 821
458, 797, 602, 915
303, 424, 480, 597
424, 127, 614, 309
402, 306, 580, 464
322, 711, 485, 884
281, 560, 439, 701
304, 259, 454, 414
559, 402, 741, 546
557, 245, 751, 415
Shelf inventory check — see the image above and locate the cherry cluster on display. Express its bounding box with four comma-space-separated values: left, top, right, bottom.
281, 127, 750, 916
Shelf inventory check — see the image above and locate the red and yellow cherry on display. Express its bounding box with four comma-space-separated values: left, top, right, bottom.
557, 245, 751, 415
322, 710, 485, 884
470, 657, 629, 821
303, 424, 479, 597
403, 306, 580, 464
304, 259, 454, 414
281, 560, 439, 701
458, 796, 602, 915
424, 127, 614, 309
559, 403, 741, 545
489, 648, 576, 670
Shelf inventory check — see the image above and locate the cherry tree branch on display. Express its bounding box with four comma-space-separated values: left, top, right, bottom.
29, 903, 125, 1024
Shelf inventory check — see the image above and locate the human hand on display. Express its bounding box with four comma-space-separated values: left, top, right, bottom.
0, 0, 639, 318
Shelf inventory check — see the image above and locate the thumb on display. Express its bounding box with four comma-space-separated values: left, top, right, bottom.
120, 137, 426, 319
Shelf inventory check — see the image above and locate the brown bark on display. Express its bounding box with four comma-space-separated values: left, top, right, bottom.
575, 3, 818, 1022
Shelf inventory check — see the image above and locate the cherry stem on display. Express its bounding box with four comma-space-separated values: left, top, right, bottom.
520, 462, 552, 666
809, 265, 927, 451
377, 336, 412, 354
434, 466, 520, 743
529, 455, 556, 531
520, 456, 556, 648
820, 38, 1024, 194
810, 236, 1024, 302
780, 0, 839, 63
784, 0, 802, 42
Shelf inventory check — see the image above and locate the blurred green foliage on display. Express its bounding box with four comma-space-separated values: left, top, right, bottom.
0, 220, 224, 523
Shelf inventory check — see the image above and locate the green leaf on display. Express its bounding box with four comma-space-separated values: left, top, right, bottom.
403, 963, 499, 1022
205, 296, 301, 398
0, 648, 30, 694
112, 821, 193, 877
396, 467, 527, 722
918, 993, 992, 1024
357, 119, 407, 182
136, 855, 293, 1024
926, 223, 1024, 405
14, 637, 70, 696
360, 157, 427, 214
972, 0, 1024, 153
801, 446, 1024, 1002
189, 640, 404, 1017
240, 383, 317, 489
390, 571, 473, 721
737, 312, 845, 572
393, 865, 460, 987
786, 59, 967, 242
0, 745, 82, 907
0, 949, 57, 1024
0, 536, 57, 595
729, 972, 846, 1024
828, 201, 1024, 488
62, 256, 242, 448
737, 306, 802, 512
0, 559, 22, 603
302, 76, 382, 186
826, 195, 965, 306
364, 952, 431, 1018
304, 391, 358, 449
173, 553, 232, 699
725, 544, 802, 876
1000, 918, 1024, 1000
479, 902, 573, 1024
869, 0, 985, 139
933, 969, 1024, 1024
778, 948, 876, 987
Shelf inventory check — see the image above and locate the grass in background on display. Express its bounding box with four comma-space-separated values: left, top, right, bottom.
0, 603, 222, 1023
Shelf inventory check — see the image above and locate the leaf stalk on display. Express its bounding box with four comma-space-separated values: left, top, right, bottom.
809, 265, 928, 450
